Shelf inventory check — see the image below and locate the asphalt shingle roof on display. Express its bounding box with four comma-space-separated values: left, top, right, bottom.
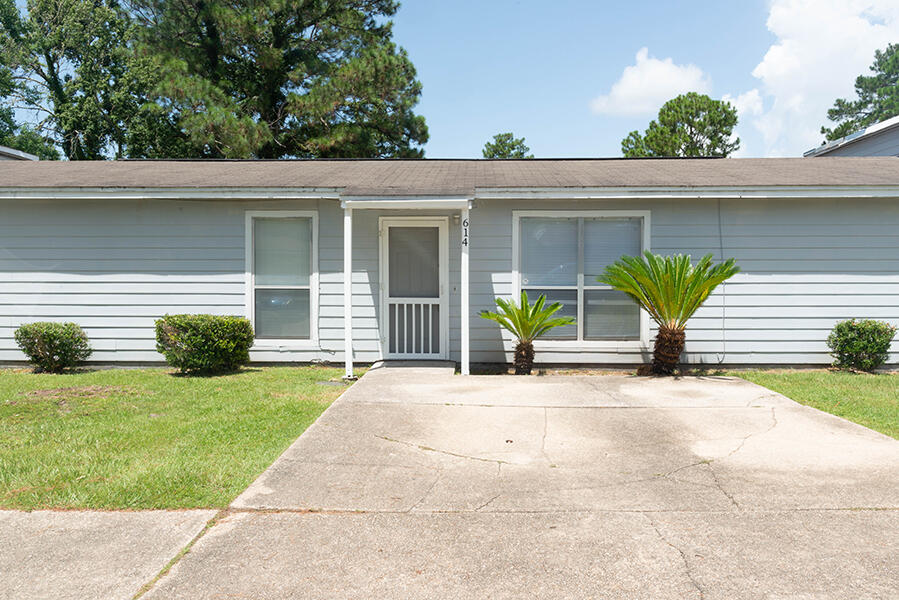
1, 157, 898, 196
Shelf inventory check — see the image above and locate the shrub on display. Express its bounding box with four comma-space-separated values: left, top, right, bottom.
14, 322, 93, 373
155, 314, 254, 374
826, 319, 896, 372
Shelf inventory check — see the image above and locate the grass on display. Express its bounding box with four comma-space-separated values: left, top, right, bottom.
732, 369, 899, 439
0, 366, 352, 510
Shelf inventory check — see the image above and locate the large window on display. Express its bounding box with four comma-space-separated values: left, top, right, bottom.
246, 212, 316, 341
515, 212, 647, 342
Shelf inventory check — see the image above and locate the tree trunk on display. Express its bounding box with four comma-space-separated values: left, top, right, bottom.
651, 326, 685, 375
513, 341, 534, 375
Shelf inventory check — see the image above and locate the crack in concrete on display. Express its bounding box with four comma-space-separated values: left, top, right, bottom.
725, 407, 779, 459
131, 509, 227, 599
643, 513, 705, 600
704, 462, 740, 509
584, 378, 623, 403
647, 406, 778, 509
744, 392, 785, 408
475, 493, 502, 512
375, 435, 511, 465
540, 407, 552, 466
408, 464, 443, 513
656, 460, 740, 509
660, 460, 710, 478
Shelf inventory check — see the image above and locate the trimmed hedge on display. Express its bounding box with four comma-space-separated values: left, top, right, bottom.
155, 314, 254, 374
826, 319, 896, 372
14, 321, 93, 373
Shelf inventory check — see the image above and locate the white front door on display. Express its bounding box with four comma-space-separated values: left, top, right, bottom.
380, 217, 449, 359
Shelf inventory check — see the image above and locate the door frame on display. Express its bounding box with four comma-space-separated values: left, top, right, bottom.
378, 216, 449, 360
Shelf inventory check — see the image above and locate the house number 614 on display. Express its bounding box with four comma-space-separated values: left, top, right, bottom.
461, 218, 470, 247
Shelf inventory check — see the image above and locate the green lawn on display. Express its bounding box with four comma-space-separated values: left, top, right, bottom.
733, 369, 899, 439
0, 366, 351, 510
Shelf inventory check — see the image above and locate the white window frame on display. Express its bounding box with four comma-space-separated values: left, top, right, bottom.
245, 210, 319, 348
512, 210, 651, 350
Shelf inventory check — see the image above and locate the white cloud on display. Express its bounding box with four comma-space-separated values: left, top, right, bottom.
723, 90, 764, 157
591, 47, 711, 116
723, 89, 763, 118
743, 0, 899, 156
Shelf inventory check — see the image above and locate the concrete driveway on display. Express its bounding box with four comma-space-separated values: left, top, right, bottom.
143, 364, 899, 599
0, 509, 214, 600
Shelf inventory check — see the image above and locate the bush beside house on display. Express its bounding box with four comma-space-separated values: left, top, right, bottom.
827, 319, 896, 372
155, 314, 254, 374
14, 322, 93, 373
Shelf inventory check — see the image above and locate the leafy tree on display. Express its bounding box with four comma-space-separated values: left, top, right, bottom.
598, 252, 739, 375
127, 0, 428, 158
822, 44, 899, 141
0, 65, 57, 159
482, 132, 533, 159
480, 291, 575, 375
0, 120, 59, 159
621, 92, 740, 157
0, 0, 169, 159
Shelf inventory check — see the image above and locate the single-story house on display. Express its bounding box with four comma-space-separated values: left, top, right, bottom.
0, 145, 39, 161
1, 157, 898, 376
805, 114, 899, 157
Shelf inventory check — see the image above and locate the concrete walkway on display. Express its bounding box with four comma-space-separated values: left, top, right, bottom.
136, 365, 899, 599
0, 509, 214, 600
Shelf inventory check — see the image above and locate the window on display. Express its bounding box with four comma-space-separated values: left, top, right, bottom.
246, 212, 317, 341
516, 212, 647, 342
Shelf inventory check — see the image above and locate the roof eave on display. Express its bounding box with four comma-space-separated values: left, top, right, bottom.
0, 186, 343, 200
1, 184, 898, 201
0, 146, 39, 161
475, 185, 899, 199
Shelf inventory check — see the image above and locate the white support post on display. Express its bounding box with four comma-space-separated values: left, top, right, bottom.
461, 206, 470, 375
343, 206, 355, 380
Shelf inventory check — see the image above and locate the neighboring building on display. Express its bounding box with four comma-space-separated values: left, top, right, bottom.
0, 145, 39, 161
805, 115, 899, 157
1, 157, 898, 374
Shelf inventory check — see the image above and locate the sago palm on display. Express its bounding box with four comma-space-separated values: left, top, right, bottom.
480, 290, 576, 375
598, 251, 739, 375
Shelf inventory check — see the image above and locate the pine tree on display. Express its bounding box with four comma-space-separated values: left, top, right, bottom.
127, 0, 428, 158
822, 44, 899, 141
482, 132, 533, 158
621, 92, 739, 158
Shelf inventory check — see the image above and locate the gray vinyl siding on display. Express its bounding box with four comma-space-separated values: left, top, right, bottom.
816, 127, 899, 156
0, 197, 458, 365
467, 197, 899, 366
1, 194, 898, 366
0, 197, 330, 363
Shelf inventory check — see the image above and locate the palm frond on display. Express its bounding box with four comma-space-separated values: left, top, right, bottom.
598, 251, 739, 331
480, 290, 576, 343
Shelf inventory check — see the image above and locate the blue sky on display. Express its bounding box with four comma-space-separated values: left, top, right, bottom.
391, 0, 899, 158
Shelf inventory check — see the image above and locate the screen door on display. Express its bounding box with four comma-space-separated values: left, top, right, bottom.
381, 218, 448, 359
